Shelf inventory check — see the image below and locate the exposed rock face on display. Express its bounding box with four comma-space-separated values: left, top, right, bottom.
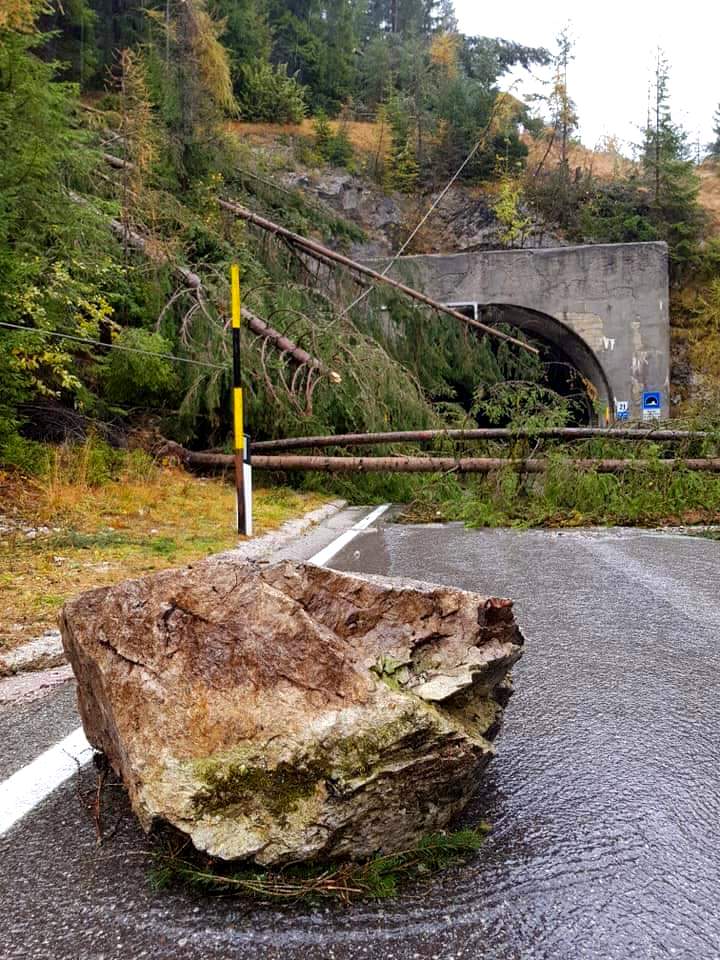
60, 558, 524, 865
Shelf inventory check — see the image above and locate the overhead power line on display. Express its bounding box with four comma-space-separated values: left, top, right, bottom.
341, 91, 520, 318
0, 321, 226, 370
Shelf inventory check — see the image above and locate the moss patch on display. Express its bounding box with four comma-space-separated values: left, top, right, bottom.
192, 756, 330, 819
190, 711, 433, 819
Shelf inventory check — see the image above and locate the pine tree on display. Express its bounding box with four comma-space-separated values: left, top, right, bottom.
532, 26, 578, 177
429, 0, 457, 34
709, 104, 720, 158
383, 94, 419, 191
148, 0, 236, 189
0, 12, 109, 430
554, 27, 576, 168
209, 0, 271, 67
641, 51, 705, 277
0, 0, 37, 32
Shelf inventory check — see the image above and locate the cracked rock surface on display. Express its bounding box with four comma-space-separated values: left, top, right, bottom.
59, 557, 524, 865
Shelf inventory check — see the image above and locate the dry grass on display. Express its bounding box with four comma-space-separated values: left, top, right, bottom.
0, 455, 329, 650
230, 119, 381, 155
698, 160, 720, 231
524, 135, 635, 181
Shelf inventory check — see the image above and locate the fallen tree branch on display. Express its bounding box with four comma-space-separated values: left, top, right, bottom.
242, 308, 341, 381
108, 218, 202, 289
103, 152, 135, 171
218, 199, 539, 355
104, 215, 339, 377
159, 445, 720, 474
250, 427, 712, 452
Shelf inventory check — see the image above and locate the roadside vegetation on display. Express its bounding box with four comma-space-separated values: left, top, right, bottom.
151, 824, 491, 903
296, 427, 720, 528
0, 437, 329, 651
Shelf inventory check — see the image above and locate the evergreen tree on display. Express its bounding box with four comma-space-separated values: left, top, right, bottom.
209, 0, 271, 68
383, 92, 419, 190
37, 0, 99, 84
640, 51, 705, 275
90, 0, 148, 82
0, 0, 40, 32
709, 104, 720, 158
0, 12, 115, 435
147, 0, 236, 189
359, 0, 454, 37
264, 1, 358, 114
430, 0, 457, 33
358, 33, 393, 108
554, 27, 576, 168
314, 0, 359, 113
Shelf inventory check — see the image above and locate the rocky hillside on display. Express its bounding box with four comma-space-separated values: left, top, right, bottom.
233, 120, 720, 417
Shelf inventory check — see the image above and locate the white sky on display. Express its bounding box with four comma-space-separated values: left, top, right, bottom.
454, 1, 719, 155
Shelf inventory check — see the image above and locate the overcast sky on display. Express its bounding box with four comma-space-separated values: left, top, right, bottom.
454, 1, 719, 156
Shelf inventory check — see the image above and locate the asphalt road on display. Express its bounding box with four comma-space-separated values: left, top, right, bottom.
1, 513, 719, 960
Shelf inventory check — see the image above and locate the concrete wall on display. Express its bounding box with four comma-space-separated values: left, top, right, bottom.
380, 242, 670, 421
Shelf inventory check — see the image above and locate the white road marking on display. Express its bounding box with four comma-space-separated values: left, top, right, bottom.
0, 504, 389, 837
0, 726, 93, 837
308, 503, 390, 568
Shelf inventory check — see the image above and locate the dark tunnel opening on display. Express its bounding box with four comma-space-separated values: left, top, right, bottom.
451, 302, 612, 426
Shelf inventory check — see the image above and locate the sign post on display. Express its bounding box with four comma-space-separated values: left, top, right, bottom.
231, 264, 252, 536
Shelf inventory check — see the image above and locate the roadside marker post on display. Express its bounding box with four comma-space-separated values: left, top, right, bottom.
231, 264, 252, 536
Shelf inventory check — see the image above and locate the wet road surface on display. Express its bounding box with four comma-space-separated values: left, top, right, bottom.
1, 518, 719, 959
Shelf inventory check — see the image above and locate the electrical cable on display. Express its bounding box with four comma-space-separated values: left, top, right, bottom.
0, 321, 226, 370
340, 91, 516, 318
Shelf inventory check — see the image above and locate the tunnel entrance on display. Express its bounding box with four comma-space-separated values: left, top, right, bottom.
451, 302, 612, 426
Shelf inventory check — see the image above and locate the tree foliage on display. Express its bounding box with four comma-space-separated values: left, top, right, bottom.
639, 52, 705, 277
1, 0, 718, 462
707, 104, 720, 158
237, 61, 307, 123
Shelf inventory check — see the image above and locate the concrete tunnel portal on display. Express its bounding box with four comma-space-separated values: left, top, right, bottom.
382, 242, 671, 424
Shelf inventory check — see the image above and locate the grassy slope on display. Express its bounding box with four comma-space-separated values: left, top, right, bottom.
698, 161, 720, 232
0, 455, 328, 650
230, 119, 382, 156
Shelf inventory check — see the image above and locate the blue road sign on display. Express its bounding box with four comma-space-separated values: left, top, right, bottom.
642, 391, 661, 410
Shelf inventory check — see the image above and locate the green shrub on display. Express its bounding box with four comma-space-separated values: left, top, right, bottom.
60, 437, 122, 486
237, 61, 307, 123
0, 435, 50, 476
313, 113, 354, 167
97, 329, 181, 409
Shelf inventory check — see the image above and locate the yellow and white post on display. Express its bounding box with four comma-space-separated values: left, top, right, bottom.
231, 264, 252, 536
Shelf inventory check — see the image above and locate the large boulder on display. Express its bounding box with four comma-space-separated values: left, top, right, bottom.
60, 557, 524, 865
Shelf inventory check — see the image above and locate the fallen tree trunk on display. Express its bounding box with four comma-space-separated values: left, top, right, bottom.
218, 199, 538, 355
102, 152, 135, 171
242, 308, 341, 380
105, 218, 338, 377
163, 446, 720, 474
108, 219, 202, 289
86, 180, 338, 376
251, 427, 711, 451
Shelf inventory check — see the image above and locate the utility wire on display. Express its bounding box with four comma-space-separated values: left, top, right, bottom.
341, 91, 516, 318
0, 322, 226, 370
